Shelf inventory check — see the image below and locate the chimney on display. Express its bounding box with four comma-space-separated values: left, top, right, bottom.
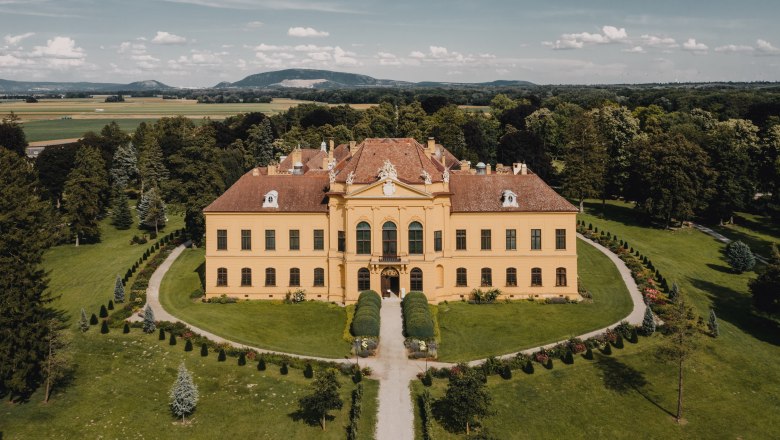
267, 163, 277, 175
329, 139, 335, 152
476, 162, 486, 175
291, 147, 302, 169
426, 137, 435, 154
349, 140, 357, 155
512, 163, 522, 175
460, 160, 471, 171
521, 163, 528, 175
486, 163, 492, 175
292, 162, 304, 175
252, 167, 260, 176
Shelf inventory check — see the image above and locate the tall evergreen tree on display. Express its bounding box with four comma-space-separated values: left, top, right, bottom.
298, 369, 343, 431
245, 118, 276, 166
0, 112, 27, 156
141, 188, 166, 234
725, 240, 756, 273
143, 305, 156, 333
109, 142, 138, 189
708, 309, 720, 338
750, 244, 780, 315
560, 111, 607, 212
641, 306, 656, 336
0, 147, 56, 399
36, 143, 78, 209
111, 189, 133, 230
442, 363, 493, 435
42, 319, 71, 403
169, 362, 199, 422
137, 138, 168, 196
114, 275, 125, 303
63, 146, 108, 246
79, 308, 89, 332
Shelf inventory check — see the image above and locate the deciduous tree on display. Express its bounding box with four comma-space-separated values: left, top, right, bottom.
0, 112, 27, 156
298, 369, 343, 430
442, 364, 493, 435
750, 244, 780, 315
560, 111, 607, 212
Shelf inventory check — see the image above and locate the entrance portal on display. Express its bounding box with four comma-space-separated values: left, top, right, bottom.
380, 267, 400, 297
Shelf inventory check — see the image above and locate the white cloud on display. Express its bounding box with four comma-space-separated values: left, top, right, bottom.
253, 43, 286, 51
622, 46, 645, 53
495, 68, 509, 75
682, 38, 708, 53
288, 26, 329, 37
152, 31, 187, 45
169, 50, 225, 70
602, 26, 628, 41
545, 25, 628, 50
30, 36, 87, 67
4, 32, 34, 46
245, 21, 263, 28
307, 51, 331, 61
640, 34, 678, 48
333, 46, 357, 66
254, 52, 284, 67
409, 50, 426, 59
118, 42, 147, 55
715, 44, 754, 53
429, 46, 449, 58
756, 39, 780, 55
294, 44, 332, 51
0, 54, 31, 67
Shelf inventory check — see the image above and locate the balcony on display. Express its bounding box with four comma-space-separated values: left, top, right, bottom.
379, 255, 401, 263
370, 254, 409, 268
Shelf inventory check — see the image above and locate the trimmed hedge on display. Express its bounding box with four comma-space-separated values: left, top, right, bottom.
402, 291, 435, 339
351, 290, 381, 337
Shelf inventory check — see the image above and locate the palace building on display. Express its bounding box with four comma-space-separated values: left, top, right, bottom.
203, 137, 579, 304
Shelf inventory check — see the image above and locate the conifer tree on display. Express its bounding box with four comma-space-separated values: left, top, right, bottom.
218, 349, 226, 362
725, 240, 756, 273
99, 304, 108, 318
200, 343, 208, 357
108, 299, 114, 310
109, 142, 138, 189
0, 148, 56, 399
184, 339, 193, 352
90, 313, 98, 325
170, 362, 199, 422
111, 189, 133, 230
138, 138, 168, 196
0, 112, 28, 156
114, 274, 125, 303
708, 309, 720, 338
169, 333, 177, 345
63, 145, 108, 246
298, 369, 343, 430
669, 282, 680, 303
257, 357, 266, 370
750, 244, 780, 315
141, 188, 166, 234
641, 306, 656, 336
79, 308, 89, 332
100, 320, 109, 334
159, 327, 166, 340
123, 322, 130, 333
42, 319, 71, 403
143, 305, 156, 333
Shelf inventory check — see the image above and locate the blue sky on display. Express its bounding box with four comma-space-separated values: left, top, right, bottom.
1, 0, 780, 86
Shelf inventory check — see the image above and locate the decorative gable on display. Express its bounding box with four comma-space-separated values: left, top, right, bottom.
262, 190, 279, 208
502, 189, 518, 208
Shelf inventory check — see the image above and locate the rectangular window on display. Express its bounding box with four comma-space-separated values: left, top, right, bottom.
531, 229, 542, 250
531, 268, 542, 286
481, 229, 492, 251
314, 229, 324, 251
434, 230, 442, 252
217, 229, 227, 250
241, 268, 252, 286
241, 229, 251, 251
506, 268, 517, 287
289, 230, 300, 251
338, 231, 345, 252
556, 268, 567, 287
356, 227, 371, 255
265, 230, 275, 251
505, 229, 516, 250
409, 226, 423, 254
265, 268, 276, 287
313, 268, 325, 287
456, 268, 468, 287
216, 268, 227, 286
289, 268, 300, 287
556, 229, 566, 250
456, 229, 467, 250
481, 268, 492, 287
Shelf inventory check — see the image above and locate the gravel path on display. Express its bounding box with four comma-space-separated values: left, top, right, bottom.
140, 236, 648, 439
693, 223, 768, 264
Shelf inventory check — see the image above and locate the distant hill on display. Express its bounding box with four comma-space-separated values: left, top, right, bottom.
0, 78, 174, 93
217, 69, 535, 89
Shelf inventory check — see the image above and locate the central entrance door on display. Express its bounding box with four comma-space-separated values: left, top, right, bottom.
380, 267, 400, 297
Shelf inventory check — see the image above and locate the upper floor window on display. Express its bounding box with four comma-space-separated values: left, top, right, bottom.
289, 230, 300, 251
382, 222, 397, 256
531, 229, 542, 250
506, 229, 516, 250
506, 268, 517, 286
556, 268, 567, 287
338, 231, 345, 252
265, 229, 275, 251
456, 229, 467, 250
314, 268, 325, 287
216, 267, 227, 286
481, 229, 492, 251
531, 267, 542, 286
481, 268, 492, 287
434, 230, 442, 252
409, 222, 423, 255
241, 229, 251, 251
217, 229, 227, 250
456, 267, 467, 287
556, 229, 566, 250
356, 222, 371, 255
241, 267, 252, 286
314, 229, 324, 251
289, 268, 300, 286
357, 268, 370, 291
410, 268, 423, 291
265, 268, 276, 286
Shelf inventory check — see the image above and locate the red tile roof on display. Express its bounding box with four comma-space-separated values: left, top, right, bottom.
204, 169, 329, 213
334, 138, 444, 184
448, 173, 578, 212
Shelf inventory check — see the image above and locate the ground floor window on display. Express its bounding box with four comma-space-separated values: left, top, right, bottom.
265, 268, 276, 286
357, 268, 370, 291
314, 268, 325, 286
456, 268, 467, 287
481, 268, 492, 287
556, 267, 567, 286
506, 268, 517, 286
289, 268, 300, 286
217, 267, 227, 286
531, 267, 542, 286
410, 268, 423, 291
241, 267, 252, 286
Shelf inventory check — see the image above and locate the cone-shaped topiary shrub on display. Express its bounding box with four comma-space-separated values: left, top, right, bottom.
420, 370, 431, 386
583, 347, 593, 360
185, 340, 193, 352
641, 306, 656, 335
123, 322, 130, 333
108, 300, 114, 310
99, 304, 108, 318
628, 327, 639, 343
601, 343, 612, 355
563, 350, 574, 365
501, 364, 513, 379
159, 328, 166, 340
614, 334, 624, 349
218, 349, 226, 362
545, 358, 553, 370
100, 320, 109, 334
523, 360, 535, 374
257, 357, 266, 371
169, 333, 177, 345
303, 363, 313, 378
90, 313, 98, 325
200, 343, 208, 357
238, 352, 246, 366
280, 363, 288, 375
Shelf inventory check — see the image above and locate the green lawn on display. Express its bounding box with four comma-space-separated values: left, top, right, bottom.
713, 211, 780, 259
24, 118, 161, 142
435, 238, 633, 362
1, 330, 377, 439
159, 248, 351, 358
412, 200, 780, 438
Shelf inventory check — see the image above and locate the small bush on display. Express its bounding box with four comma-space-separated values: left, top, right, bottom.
303, 363, 313, 378
123, 322, 130, 334
184, 339, 193, 351
100, 320, 109, 334
169, 333, 177, 345
583, 347, 593, 360
159, 328, 166, 340
89, 313, 98, 325
99, 305, 108, 318
238, 352, 246, 366
200, 343, 208, 357
108, 300, 114, 310
257, 357, 266, 371
280, 363, 288, 375
500, 364, 512, 379
523, 361, 534, 374
421, 370, 433, 386
218, 349, 226, 362
352, 368, 363, 384
601, 343, 612, 355
725, 240, 756, 273
562, 350, 574, 365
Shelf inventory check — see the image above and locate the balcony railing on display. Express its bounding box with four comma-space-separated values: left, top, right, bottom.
379, 255, 401, 263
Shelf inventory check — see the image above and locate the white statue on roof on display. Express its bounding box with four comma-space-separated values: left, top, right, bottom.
320, 140, 327, 151
328, 168, 337, 184
345, 171, 355, 185
377, 159, 398, 181
421, 169, 432, 185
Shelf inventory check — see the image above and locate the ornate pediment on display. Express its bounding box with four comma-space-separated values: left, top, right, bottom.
345, 178, 433, 199
377, 159, 398, 181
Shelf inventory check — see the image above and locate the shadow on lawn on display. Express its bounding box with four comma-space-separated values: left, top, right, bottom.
288, 407, 335, 429
195, 261, 205, 291
594, 355, 673, 417
705, 263, 735, 274
691, 278, 780, 346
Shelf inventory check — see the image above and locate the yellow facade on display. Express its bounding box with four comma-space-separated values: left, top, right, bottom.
204, 138, 578, 304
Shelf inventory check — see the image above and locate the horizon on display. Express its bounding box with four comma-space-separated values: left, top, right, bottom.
2, 1, 780, 87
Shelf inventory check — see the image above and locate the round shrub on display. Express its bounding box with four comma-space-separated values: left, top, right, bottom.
280, 363, 288, 375
351, 314, 379, 337
218, 349, 226, 362
501, 364, 512, 380
200, 343, 208, 357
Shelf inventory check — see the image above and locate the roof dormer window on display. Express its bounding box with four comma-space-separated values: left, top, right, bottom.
502, 190, 518, 208
263, 190, 279, 208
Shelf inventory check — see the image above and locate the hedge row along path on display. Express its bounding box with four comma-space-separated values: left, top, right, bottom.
140, 234, 644, 439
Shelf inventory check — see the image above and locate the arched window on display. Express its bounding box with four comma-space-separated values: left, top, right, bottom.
556, 268, 567, 287
456, 267, 467, 287
314, 268, 325, 287
241, 267, 252, 286
410, 268, 423, 291
382, 222, 397, 257
408, 222, 423, 255
481, 268, 492, 287
289, 268, 300, 287
531, 268, 542, 286
357, 268, 370, 291
217, 267, 228, 286
265, 268, 276, 286
356, 222, 371, 255
506, 268, 517, 287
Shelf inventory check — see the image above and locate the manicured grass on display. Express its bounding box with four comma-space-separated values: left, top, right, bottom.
24, 118, 161, 142
1, 330, 377, 439
435, 238, 633, 362
713, 211, 780, 259
159, 248, 351, 358
44, 212, 184, 324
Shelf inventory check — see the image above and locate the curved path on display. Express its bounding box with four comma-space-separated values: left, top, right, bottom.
141, 234, 646, 439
